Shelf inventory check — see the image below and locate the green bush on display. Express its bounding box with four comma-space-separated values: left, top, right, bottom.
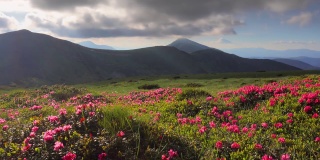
138, 84, 160, 90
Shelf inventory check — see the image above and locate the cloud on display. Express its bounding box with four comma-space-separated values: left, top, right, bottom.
25, 0, 313, 38
0, 12, 19, 31
286, 12, 313, 26
216, 38, 232, 44
30, 0, 105, 11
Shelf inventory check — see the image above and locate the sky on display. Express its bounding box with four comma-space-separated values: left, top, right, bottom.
0, 0, 319, 51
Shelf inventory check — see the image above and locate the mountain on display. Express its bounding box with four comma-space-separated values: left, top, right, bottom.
272, 58, 320, 70
290, 57, 320, 68
190, 49, 300, 73
223, 48, 320, 58
168, 38, 211, 53
78, 41, 114, 50
0, 30, 300, 86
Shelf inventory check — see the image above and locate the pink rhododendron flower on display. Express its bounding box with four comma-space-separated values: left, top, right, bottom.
63, 125, 72, 132
29, 132, 36, 138
22, 143, 32, 152
286, 119, 293, 124
209, 121, 216, 128
254, 143, 263, 150
0, 118, 6, 124
206, 96, 213, 101
261, 122, 268, 128
281, 154, 290, 160
89, 111, 95, 117
287, 112, 294, 118
54, 141, 64, 151
43, 130, 56, 142
2, 125, 9, 131
47, 115, 59, 123
304, 106, 312, 113
76, 109, 82, 115
117, 131, 125, 137
62, 152, 77, 160
242, 127, 249, 133
231, 142, 240, 149
274, 122, 283, 128
168, 149, 178, 158
161, 155, 168, 160
312, 113, 319, 118
32, 126, 39, 132
271, 134, 277, 139
199, 126, 207, 134
262, 154, 273, 160
33, 120, 40, 126
215, 141, 223, 149
315, 137, 320, 142
98, 152, 107, 160
278, 137, 286, 143
59, 108, 67, 115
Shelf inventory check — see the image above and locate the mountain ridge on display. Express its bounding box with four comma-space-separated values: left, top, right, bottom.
0, 30, 300, 86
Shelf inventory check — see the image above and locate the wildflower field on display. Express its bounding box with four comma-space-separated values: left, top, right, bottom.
0, 73, 319, 159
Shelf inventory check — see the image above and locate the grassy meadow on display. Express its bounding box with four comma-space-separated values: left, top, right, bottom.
0, 70, 320, 159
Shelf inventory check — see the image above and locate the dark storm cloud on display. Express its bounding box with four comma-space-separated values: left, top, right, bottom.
28, 0, 313, 38
30, 0, 105, 10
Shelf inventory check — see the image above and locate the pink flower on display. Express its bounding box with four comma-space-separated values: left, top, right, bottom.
43, 130, 55, 142
63, 125, 72, 132
312, 113, 319, 118
242, 127, 249, 133
274, 122, 283, 128
281, 154, 290, 160
54, 141, 64, 151
286, 119, 293, 124
254, 143, 263, 150
215, 141, 223, 149
76, 109, 82, 115
261, 122, 268, 128
271, 134, 277, 139
262, 154, 273, 160
59, 108, 67, 115
32, 126, 39, 132
89, 112, 95, 117
117, 131, 125, 137
0, 118, 6, 124
98, 152, 107, 160
209, 121, 216, 128
304, 106, 312, 113
176, 113, 183, 118
2, 125, 9, 131
287, 112, 294, 118
315, 137, 320, 142
33, 120, 40, 126
231, 142, 240, 149
161, 155, 167, 160
168, 149, 178, 158
206, 96, 213, 101
62, 152, 77, 160
22, 143, 32, 152
199, 126, 207, 134
47, 115, 59, 123
278, 137, 286, 143
29, 132, 36, 138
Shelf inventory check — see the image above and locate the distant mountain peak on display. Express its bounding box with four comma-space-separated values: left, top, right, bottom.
168, 38, 210, 53
78, 41, 114, 50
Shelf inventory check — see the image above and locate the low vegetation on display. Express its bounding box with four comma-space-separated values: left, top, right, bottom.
0, 74, 319, 159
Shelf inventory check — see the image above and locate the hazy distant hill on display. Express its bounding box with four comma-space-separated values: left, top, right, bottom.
190, 49, 299, 72
272, 58, 320, 70
223, 48, 320, 58
78, 41, 114, 50
290, 57, 320, 68
0, 30, 300, 86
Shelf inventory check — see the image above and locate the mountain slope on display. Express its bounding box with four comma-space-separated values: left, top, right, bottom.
78, 41, 114, 50
223, 48, 320, 58
190, 49, 300, 72
290, 57, 320, 68
272, 58, 320, 70
0, 30, 300, 86
168, 38, 211, 53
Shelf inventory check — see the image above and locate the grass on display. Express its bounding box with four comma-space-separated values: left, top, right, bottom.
0, 71, 320, 159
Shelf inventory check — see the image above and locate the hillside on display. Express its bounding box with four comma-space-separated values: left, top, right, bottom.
78, 41, 114, 50
0, 30, 300, 86
273, 58, 320, 70
167, 38, 211, 53
190, 49, 300, 72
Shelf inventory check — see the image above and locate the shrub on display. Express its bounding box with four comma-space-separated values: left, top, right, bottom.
185, 83, 204, 88
138, 84, 160, 90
